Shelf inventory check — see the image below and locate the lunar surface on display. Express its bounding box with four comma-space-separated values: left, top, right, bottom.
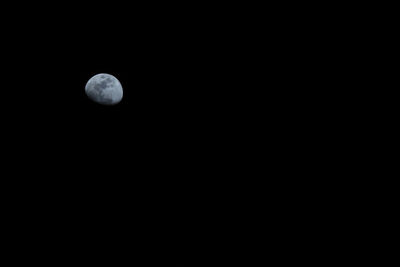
85, 73, 123, 105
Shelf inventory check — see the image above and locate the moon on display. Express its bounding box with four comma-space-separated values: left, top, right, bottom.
85, 73, 123, 105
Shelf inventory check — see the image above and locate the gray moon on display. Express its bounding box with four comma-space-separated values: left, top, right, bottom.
85, 73, 123, 105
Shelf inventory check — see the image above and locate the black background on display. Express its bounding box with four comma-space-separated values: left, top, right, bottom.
0, 1, 331, 265
1, 2, 255, 265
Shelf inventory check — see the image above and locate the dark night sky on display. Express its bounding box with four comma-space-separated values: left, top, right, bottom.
0, 2, 334, 265
1, 3, 253, 265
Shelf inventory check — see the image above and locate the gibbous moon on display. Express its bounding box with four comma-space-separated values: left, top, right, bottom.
85, 73, 123, 105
